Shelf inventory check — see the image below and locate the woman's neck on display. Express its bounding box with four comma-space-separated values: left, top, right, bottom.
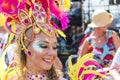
91, 30, 106, 44
92, 30, 106, 38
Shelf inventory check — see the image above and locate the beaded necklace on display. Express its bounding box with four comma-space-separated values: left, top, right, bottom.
26, 73, 47, 80
26, 68, 47, 80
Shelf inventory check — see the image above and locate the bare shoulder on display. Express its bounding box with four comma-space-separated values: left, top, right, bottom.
111, 30, 118, 36
82, 37, 89, 46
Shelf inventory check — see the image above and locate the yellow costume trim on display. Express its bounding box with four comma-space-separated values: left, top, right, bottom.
20, 31, 28, 51
28, 7, 33, 18
37, 24, 52, 37
6, 22, 16, 47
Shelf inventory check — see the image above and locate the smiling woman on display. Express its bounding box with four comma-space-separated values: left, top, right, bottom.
11, 27, 59, 80
0, 0, 71, 80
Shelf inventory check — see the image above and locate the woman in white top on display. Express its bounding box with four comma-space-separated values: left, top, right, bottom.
111, 47, 120, 71
110, 47, 120, 80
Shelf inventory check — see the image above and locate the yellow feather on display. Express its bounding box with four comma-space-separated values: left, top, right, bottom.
68, 55, 78, 80
0, 13, 7, 27
57, 29, 66, 40
29, 8, 32, 18
62, 0, 72, 11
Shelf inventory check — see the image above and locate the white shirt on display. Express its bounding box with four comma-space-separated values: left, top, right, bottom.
113, 47, 120, 65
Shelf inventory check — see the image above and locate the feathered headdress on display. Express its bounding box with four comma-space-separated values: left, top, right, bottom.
68, 53, 109, 80
0, 0, 71, 78
0, 0, 72, 53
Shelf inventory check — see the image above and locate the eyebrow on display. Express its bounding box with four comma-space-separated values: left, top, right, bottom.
39, 41, 57, 44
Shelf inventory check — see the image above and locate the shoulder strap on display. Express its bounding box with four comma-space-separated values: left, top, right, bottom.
106, 30, 112, 38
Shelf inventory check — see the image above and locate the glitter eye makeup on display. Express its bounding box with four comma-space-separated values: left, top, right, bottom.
32, 39, 45, 53
38, 42, 47, 48
32, 39, 58, 53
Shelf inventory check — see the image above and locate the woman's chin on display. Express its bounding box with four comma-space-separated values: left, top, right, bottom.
43, 65, 52, 70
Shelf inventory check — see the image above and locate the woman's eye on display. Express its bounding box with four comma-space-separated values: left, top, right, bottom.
38, 43, 47, 48
53, 45, 59, 50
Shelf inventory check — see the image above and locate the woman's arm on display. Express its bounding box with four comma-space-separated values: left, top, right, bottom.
112, 31, 120, 51
78, 39, 89, 58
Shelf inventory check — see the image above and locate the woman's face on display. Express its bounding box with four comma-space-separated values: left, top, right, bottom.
100, 27, 107, 32
95, 26, 107, 32
98, 23, 111, 32
27, 32, 58, 71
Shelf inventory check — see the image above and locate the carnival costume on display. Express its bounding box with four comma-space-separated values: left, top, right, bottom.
0, 0, 71, 80
68, 53, 113, 80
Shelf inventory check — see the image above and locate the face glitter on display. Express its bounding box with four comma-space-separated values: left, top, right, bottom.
32, 39, 44, 53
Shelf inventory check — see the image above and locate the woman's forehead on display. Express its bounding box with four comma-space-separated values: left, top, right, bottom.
34, 32, 57, 43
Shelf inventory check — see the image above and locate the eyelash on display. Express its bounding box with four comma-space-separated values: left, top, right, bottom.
40, 45, 47, 48
39, 44, 58, 50
53, 46, 58, 50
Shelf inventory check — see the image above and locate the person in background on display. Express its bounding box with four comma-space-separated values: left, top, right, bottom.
78, 9, 120, 67
108, 46, 120, 80
110, 46, 120, 72
0, 0, 71, 80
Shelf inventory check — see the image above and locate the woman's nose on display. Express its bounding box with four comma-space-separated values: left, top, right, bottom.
47, 47, 56, 55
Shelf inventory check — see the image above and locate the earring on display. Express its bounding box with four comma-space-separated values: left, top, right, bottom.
27, 51, 31, 56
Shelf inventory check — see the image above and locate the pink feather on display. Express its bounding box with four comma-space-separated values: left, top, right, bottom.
39, 0, 49, 12
84, 60, 104, 71
83, 74, 96, 80
78, 67, 84, 78
0, 0, 2, 12
49, 0, 69, 30
0, 0, 26, 15
51, 21, 60, 29
78, 60, 107, 80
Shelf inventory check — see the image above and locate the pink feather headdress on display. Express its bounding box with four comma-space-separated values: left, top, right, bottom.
0, 0, 71, 50
0, 0, 70, 30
